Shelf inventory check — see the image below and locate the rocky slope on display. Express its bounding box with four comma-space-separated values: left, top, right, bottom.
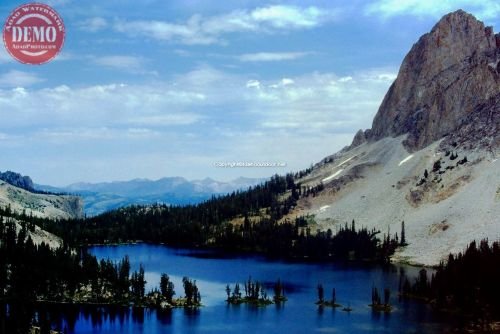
0, 180, 83, 220
290, 10, 499, 266
295, 136, 498, 266
0, 177, 83, 250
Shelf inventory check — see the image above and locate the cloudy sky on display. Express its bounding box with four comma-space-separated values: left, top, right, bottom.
0, 0, 499, 186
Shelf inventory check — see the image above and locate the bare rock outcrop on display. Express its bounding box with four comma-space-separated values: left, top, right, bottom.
368, 10, 500, 150
350, 129, 368, 148
0, 170, 34, 192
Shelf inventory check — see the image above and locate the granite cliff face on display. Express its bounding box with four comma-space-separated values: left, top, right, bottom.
359, 10, 500, 150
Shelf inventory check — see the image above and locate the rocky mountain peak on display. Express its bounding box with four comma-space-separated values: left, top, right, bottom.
0, 170, 34, 192
355, 10, 500, 150
429, 10, 497, 65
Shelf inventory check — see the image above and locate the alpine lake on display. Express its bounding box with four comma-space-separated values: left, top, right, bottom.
29, 243, 460, 333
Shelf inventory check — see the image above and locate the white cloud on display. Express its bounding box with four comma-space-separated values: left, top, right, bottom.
128, 114, 202, 126
78, 17, 108, 32
173, 49, 192, 57
0, 65, 395, 136
366, 0, 500, 20
375, 73, 397, 81
35, 127, 162, 141
0, 83, 205, 133
0, 65, 396, 184
238, 52, 310, 62
269, 78, 295, 88
249, 5, 329, 28
114, 5, 338, 45
0, 65, 395, 139
90, 55, 158, 75
93, 55, 144, 70
174, 66, 234, 92
246, 80, 261, 89
52, 51, 74, 62
338, 76, 353, 83
243, 69, 397, 134
203, 5, 336, 33
0, 70, 44, 88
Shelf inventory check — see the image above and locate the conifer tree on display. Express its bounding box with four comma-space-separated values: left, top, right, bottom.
400, 221, 406, 246
317, 284, 324, 303
160, 273, 175, 302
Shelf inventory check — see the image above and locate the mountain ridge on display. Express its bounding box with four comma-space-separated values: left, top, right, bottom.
0, 170, 35, 192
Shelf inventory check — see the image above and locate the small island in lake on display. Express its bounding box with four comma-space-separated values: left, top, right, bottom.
369, 287, 392, 313
226, 278, 287, 306
315, 284, 342, 308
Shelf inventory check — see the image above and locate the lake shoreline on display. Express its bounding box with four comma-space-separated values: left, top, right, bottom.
84, 241, 437, 269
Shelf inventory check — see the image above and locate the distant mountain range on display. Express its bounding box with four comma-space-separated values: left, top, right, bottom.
36, 177, 266, 216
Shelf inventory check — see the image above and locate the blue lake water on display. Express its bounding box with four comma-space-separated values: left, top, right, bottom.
50, 244, 452, 333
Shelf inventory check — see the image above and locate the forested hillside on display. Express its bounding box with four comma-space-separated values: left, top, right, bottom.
38, 174, 400, 261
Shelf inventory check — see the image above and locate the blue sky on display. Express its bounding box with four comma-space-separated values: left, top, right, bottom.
0, 0, 499, 186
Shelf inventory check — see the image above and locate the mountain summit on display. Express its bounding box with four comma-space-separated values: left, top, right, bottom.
357, 10, 499, 150
291, 10, 499, 266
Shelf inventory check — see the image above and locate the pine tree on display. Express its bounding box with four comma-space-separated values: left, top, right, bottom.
160, 273, 175, 302
118, 256, 130, 296
273, 279, 285, 301
384, 288, 390, 305
317, 284, 324, 303
233, 283, 241, 299
182, 277, 199, 305
138, 265, 146, 298
372, 287, 381, 305
400, 221, 406, 246
131, 265, 146, 300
